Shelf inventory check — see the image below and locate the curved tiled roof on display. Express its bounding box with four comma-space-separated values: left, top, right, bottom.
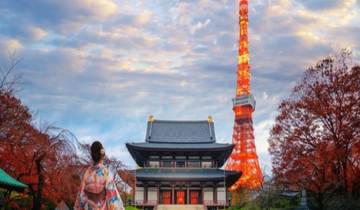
126, 142, 233, 167
126, 118, 234, 167
136, 168, 241, 187
0, 168, 27, 192
145, 120, 216, 143
128, 142, 232, 150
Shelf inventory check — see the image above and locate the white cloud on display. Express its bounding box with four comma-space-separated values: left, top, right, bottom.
0, 37, 22, 59
254, 118, 274, 154
26, 26, 48, 41
134, 10, 152, 27
190, 19, 211, 34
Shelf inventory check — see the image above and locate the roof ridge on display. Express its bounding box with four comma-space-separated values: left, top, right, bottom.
152, 119, 211, 123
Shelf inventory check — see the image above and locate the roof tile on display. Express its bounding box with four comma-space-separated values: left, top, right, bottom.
146, 120, 216, 143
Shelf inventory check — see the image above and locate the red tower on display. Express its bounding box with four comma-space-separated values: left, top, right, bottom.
226, 0, 263, 190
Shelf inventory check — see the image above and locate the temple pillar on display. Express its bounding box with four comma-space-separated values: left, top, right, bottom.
157, 184, 160, 204
144, 185, 148, 204
213, 184, 217, 204
186, 183, 190, 204
201, 184, 204, 205
171, 185, 175, 204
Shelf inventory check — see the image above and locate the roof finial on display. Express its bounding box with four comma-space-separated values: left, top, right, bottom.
208, 115, 213, 123
148, 115, 155, 122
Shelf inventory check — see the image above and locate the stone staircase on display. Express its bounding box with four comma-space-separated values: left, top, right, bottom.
155, 204, 206, 210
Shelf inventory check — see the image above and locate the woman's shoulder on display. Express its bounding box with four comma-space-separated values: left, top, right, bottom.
92, 163, 109, 176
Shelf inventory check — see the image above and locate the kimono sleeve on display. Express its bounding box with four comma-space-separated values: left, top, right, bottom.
105, 168, 125, 210
74, 168, 90, 210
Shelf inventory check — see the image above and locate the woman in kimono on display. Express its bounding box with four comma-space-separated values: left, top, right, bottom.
74, 141, 124, 210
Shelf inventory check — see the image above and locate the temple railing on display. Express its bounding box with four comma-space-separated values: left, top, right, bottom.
203, 200, 228, 206
134, 200, 158, 206
134, 200, 228, 206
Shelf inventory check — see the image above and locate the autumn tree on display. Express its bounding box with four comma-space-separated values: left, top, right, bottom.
29, 127, 78, 210
0, 95, 79, 209
268, 50, 360, 210
0, 53, 21, 93
0, 58, 79, 209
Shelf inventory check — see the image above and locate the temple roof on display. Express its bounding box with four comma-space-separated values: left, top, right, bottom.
136, 168, 241, 187
0, 168, 27, 192
126, 117, 234, 167
126, 142, 233, 167
145, 120, 215, 144
127, 142, 232, 150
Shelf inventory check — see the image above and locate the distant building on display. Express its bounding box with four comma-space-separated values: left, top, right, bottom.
55, 201, 70, 210
0, 168, 27, 192
297, 190, 310, 210
126, 116, 241, 210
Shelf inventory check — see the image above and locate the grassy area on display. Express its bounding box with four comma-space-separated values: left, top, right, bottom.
228, 208, 296, 210
227, 194, 299, 210
125, 206, 139, 210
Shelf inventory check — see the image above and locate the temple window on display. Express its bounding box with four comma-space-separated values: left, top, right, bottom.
187, 161, 201, 168
161, 160, 173, 168
201, 161, 213, 168
176, 160, 186, 168
148, 161, 160, 168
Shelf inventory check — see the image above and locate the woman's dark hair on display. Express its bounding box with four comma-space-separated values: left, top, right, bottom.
90, 141, 104, 163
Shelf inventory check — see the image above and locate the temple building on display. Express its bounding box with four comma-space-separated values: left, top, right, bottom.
126, 116, 241, 210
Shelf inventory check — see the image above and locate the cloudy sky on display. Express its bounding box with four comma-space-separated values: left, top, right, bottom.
1, 0, 360, 174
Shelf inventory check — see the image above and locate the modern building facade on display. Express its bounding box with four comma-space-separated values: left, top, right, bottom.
126, 116, 241, 209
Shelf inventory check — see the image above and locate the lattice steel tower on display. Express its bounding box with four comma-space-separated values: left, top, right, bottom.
226, 0, 263, 190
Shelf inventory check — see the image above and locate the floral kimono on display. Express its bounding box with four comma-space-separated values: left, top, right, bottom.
74, 163, 124, 210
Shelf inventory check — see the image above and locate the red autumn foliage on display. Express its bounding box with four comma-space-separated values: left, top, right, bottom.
118, 169, 135, 189
268, 50, 360, 209
0, 90, 80, 209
